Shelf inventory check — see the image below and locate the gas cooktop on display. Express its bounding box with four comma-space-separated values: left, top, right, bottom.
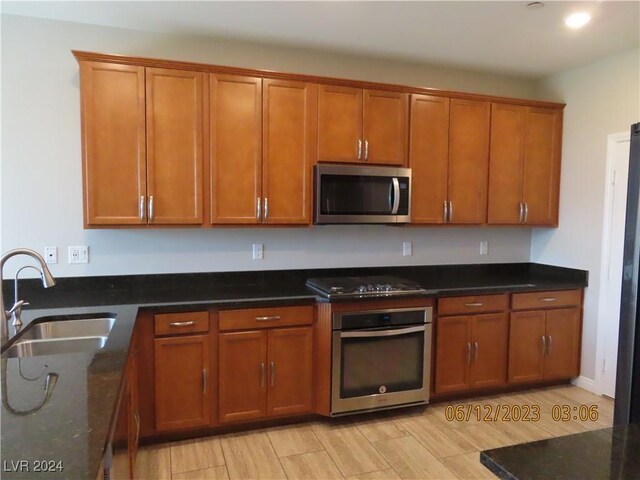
306, 275, 427, 299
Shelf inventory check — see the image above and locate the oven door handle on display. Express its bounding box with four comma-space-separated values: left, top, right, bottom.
340, 325, 425, 338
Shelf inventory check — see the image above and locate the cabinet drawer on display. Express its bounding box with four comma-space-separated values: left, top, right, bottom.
154, 312, 209, 336
219, 305, 313, 331
512, 290, 582, 310
438, 294, 508, 315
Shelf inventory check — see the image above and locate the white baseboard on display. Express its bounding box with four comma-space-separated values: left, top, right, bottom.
571, 376, 599, 394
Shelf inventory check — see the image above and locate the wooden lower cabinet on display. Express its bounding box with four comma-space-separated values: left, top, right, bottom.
508, 308, 580, 384
154, 334, 211, 431
218, 330, 268, 423
435, 313, 508, 394
218, 326, 314, 423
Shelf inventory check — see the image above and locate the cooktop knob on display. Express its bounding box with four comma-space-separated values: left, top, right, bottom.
358, 285, 367, 293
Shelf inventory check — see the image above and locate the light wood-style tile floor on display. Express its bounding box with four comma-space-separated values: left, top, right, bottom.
135, 385, 613, 480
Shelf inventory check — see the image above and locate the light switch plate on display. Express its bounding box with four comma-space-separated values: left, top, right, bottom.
252, 243, 264, 260
44, 247, 57, 264
402, 241, 412, 256
480, 241, 489, 255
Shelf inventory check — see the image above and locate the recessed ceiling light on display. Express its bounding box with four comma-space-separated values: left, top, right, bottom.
565, 12, 591, 29
527, 2, 545, 10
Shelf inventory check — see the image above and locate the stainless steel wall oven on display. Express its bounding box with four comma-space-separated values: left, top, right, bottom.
331, 306, 432, 415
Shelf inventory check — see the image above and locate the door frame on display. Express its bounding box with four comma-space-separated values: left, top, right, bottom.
595, 131, 631, 396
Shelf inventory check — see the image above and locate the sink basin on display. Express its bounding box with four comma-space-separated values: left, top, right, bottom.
18, 317, 115, 341
2, 316, 115, 358
3, 336, 108, 358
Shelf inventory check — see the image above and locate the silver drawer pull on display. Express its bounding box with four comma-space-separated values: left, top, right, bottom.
256, 315, 281, 322
260, 362, 266, 387
542, 335, 547, 355
539, 297, 557, 302
466, 342, 472, 365
464, 302, 484, 307
474, 341, 479, 363
169, 320, 196, 327
270, 361, 275, 387
202, 368, 207, 394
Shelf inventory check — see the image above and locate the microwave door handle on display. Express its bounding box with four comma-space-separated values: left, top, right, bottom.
391, 178, 400, 215
341, 325, 425, 338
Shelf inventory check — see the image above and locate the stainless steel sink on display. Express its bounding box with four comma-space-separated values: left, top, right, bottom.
3, 336, 108, 358
18, 317, 115, 341
2, 316, 115, 358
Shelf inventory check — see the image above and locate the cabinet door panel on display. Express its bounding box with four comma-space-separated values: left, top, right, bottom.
146, 68, 204, 224
470, 313, 508, 389
218, 330, 267, 423
210, 75, 262, 224
435, 316, 471, 394
263, 80, 317, 224
154, 335, 210, 431
488, 103, 525, 224
409, 95, 449, 224
363, 90, 408, 166
523, 107, 562, 226
544, 308, 581, 379
267, 327, 314, 417
508, 311, 546, 384
448, 99, 490, 224
80, 62, 146, 225
318, 85, 362, 163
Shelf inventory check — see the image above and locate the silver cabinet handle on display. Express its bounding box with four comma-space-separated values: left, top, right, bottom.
519, 202, 524, 223
148, 195, 154, 221
547, 335, 553, 355
466, 342, 472, 365
264, 197, 269, 221
443, 200, 448, 223
270, 361, 275, 387
342, 325, 425, 338
260, 362, 266, 387
139, 196, 146, 221
202, 368, 207, 394
134, 411, 140, 446
524, 202, 529, 223
256, 197, 261, 221
539, 297, 557, 302
465, 302, 484, 307
474, 341, 479, 363
169, 320, 195, 327
364, 140, 369, 161
358, 139, 362, 160
391, 178, 400, 215
542, 335, 547, 355
448, 201, 453, 222
256, 315, 281, 322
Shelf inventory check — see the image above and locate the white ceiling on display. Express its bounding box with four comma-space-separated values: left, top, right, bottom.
2, 1, 639, 78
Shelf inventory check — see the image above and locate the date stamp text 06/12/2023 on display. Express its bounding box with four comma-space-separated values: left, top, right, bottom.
444, 403, 600, 423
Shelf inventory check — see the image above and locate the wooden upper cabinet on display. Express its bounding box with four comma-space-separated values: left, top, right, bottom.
522, 107, 562, 226
318, 85, 363, 163
154, 334, 210, 431
210, 75, 262, 224
263, 80, 317, 224
410, 95, 450, 224
266, 327, 314, 417
447, 99, 491, 224
218, 330, 268, 423
363, 90, 408, 165
488, 104, 526, 224
146, 68, 204, 225
80, 61, 146, 226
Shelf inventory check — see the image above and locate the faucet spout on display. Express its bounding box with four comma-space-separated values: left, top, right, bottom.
1, 248, 56, 347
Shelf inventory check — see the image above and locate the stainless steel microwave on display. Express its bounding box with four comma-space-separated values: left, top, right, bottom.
314, 164, 411, 224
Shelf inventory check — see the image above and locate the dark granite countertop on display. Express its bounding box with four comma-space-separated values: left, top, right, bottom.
481, 423, 640, 480
0, 262, 588, 479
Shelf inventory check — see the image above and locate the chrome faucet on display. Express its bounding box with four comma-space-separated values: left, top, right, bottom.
1, 249, 56, 346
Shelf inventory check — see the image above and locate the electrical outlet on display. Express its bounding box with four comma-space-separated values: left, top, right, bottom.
68, 246, 89, 264
480, 241, 489, 256
402, 241, 412, 256
252, 243, 264, 260
44, 247, 58, 264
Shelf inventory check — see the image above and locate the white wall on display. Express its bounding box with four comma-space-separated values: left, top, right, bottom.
531, 47, 640, 383
0, 15, 538, 278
